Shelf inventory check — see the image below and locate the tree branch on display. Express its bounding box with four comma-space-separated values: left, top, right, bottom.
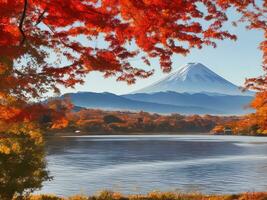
35, 9, 47, 26
19, 0, 28, 46
45, 24, 83, 54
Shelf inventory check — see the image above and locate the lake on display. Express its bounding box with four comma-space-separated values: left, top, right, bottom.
40, 134, 267, 196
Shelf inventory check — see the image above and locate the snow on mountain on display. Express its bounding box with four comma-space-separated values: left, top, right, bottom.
134, 62, 253, 96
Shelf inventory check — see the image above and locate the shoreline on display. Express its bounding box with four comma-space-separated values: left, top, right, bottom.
45, 131, 211, 137
23, 191, 267, 200
44, 131, 265, 138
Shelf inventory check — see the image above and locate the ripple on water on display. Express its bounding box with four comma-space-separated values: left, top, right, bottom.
40, 135, 267, 195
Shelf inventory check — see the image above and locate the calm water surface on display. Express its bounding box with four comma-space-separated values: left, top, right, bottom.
40, 135, 267, 195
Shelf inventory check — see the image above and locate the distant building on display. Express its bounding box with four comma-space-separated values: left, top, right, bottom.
224, 127, 232, 135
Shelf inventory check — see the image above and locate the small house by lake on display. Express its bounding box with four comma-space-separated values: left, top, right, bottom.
224, 127, 233, 135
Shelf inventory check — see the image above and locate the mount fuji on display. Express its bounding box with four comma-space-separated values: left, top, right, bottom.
134, 62, 253, 96
62, 63, 255, 115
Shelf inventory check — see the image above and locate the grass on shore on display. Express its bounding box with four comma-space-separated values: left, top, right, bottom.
18, 191, 267, 200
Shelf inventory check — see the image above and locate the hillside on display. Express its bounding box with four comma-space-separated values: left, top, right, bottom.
63, 92, 221, 115
123, 92, 253, 115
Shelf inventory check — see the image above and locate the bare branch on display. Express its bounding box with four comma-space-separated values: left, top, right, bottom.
19, 0, 28, 46
35, 9, 47, 26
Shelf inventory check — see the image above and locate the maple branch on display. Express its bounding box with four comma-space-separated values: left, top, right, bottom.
19, 0, 28, 46
45, 24, 83, 54
35, 9, 47, 26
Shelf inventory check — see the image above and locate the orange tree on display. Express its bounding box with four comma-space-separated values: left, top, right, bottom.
243, 0, 267, 134
0, 0, 266, 197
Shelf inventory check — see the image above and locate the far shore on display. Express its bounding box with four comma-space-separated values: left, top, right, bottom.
44, 131, 264, 138
45, 130, 212, 137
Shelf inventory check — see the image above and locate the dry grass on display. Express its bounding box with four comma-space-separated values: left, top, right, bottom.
17, 191, 267, 200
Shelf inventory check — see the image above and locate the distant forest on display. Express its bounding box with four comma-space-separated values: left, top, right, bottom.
43, 108, 241, 135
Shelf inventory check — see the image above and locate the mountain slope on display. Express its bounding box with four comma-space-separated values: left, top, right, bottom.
123, 91, 254, 115
134, 63, 252, 96
63, 92, 222, 114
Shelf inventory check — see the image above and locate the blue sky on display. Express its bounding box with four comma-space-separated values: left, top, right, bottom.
61, 13, 264, 95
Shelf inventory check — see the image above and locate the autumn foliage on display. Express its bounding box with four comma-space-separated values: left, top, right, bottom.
0, 0, 266, 197
0, 123, 50, 200
12, 191, 267, 200
1, 0, 242, 91
45, 108, 240, 134
250, 92, 267, 132
214, 91, 267, 135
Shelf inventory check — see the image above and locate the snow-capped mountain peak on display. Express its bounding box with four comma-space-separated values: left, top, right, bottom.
166, 62, 222, 82
134, 62, 253, 96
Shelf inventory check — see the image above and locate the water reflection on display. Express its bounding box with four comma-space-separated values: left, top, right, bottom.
42, 135, 267, 195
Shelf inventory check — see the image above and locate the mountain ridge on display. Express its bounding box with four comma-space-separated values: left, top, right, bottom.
134, 62, 253, 96
61, 91, 253, 115
122, 91, 253, 115
63, 92, 222, 114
